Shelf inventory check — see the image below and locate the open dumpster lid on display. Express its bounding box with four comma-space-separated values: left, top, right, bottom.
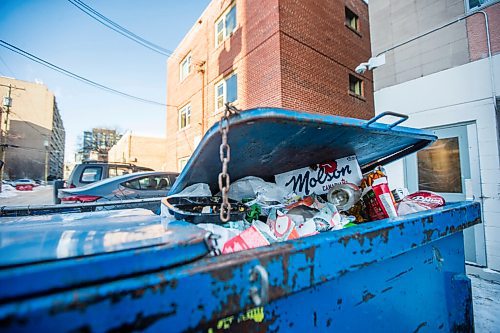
0, 209, 210, 301
170, 108, 437, 195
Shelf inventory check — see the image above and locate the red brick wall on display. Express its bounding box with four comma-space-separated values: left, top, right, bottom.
166, 0, 373, 171
279, 0, 373, 119
467, 3, 500, 61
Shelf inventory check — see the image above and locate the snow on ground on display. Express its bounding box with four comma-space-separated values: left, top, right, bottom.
469, 271, 500, 333
0, 185, 17, 198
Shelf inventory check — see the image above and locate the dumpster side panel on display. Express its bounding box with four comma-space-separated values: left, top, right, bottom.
193, 232, 471, 332
0, 203, 479, 332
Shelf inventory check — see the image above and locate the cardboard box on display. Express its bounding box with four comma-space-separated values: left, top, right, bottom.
222, 226, 270, 254
275, 155, 362, 197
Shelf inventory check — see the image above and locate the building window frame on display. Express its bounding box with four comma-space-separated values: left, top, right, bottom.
178, 103, 191, 130
178, 157, 190, 171
345, 7, 360, 34
464, 0, 497, 12
180, 53, 192, 82
215, 3, 237, 48
348, 74, 364, 98
214, 72, 238, 113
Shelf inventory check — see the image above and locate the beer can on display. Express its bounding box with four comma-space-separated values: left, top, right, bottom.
326, 183, 361, 211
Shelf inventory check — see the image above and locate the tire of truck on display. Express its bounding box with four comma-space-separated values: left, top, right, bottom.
53, 180, 64, 204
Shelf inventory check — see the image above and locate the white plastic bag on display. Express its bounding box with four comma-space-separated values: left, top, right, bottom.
169, 183, 212, 198
227, 176, 288, 202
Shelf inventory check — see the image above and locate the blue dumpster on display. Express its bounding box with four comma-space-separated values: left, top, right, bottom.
0, 108, 480, 332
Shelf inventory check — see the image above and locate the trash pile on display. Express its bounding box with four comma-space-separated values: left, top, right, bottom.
161, 155, 445, 254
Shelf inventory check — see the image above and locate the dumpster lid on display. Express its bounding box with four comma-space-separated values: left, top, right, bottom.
0, 209, 211, 301
170, 108, 436, 194
0, 209, 209, 267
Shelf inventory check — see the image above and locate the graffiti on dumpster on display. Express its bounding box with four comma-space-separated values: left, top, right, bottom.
207, 307, 264, 332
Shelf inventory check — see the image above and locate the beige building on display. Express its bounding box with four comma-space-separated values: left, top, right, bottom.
0, 76, 65, 180
107, 133, 168, 171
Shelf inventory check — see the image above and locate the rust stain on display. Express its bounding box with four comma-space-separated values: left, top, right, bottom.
350, 259, 377, 270
282, 254, 290, 286
106, 310, 178, 333
381, 286, 393, 293
209, 266, 235, 283
423, 229, 436, 242
355, 291, 375, 306
303, 246, 316, 263
337, 298, 343, 305
326, 318, 332, 327
386, 267, 413, 282
412, 322, 427, 333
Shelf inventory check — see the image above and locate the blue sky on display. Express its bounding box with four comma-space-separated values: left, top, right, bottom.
0, 0, 211, 162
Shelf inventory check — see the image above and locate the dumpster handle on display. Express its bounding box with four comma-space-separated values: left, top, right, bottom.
365, 111, 409, 129
249, 265, 269, 306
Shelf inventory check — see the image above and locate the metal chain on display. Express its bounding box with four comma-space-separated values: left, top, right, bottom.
218, 103, 239, 222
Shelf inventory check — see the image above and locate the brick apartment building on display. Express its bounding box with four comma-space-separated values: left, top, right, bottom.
166, 0, 373, 171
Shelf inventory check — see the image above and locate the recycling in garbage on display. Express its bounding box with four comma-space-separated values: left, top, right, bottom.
162, 154, 445, 254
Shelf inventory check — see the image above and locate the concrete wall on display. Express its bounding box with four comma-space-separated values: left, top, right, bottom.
0, 77, 65, 179
374, 55, 500, 270
369, 0, 470, 90
108, 133, 168, 171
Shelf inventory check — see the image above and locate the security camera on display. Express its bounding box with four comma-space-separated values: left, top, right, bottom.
355, 63, 368, 74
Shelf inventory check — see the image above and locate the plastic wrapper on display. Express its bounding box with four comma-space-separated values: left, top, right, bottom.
227, 176, 288, 202
397, 191, 445, 216
360, 167, 398, 221
168, 183, 212, 198
197, 223, 240, 253
222, 223, 272, 254
266, 210, 299, 241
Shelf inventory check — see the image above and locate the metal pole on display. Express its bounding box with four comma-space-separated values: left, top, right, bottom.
0, 85, 12, 191
0, 83, 25, 192
45, 147, 49, 183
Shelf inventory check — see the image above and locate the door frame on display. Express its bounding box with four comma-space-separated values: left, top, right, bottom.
404, 121, 487, 266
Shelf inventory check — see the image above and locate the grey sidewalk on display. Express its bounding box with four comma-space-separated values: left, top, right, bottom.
467, 265, 500, 333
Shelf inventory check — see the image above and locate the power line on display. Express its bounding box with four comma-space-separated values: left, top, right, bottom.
66, 0, 203, 66
0, 40, 176, 108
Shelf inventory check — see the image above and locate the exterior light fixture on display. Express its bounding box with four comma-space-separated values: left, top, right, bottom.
355, 54, 386, 74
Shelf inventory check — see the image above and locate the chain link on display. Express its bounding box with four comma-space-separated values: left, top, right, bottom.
218, 103, 239, 222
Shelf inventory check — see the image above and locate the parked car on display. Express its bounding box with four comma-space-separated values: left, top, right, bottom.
66, 162, 154, 188
12, 179, 37, 187
11, 179, 37, 191
58, 171, 178, 211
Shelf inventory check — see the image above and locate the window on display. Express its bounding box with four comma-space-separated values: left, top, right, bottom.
80, 167, 103, 183
349, 75, 363, 97
417, 138, 462, 193
345, 7, 359, 32
466, 0, 495, 11
215, 4, 237, 47
178, 157, 189, 171
214, 73, 238, 112
179, 104, 191, 130
180, 53, 192, 81
122, 175, 172, 191
109, 166, 131, 178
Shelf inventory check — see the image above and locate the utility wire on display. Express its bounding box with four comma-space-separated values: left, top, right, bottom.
67, 0, 203, 65
0, 40, 176, 108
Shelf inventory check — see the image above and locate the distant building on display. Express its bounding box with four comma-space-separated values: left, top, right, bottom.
77, 128, 122, 162
166, 0, 373, 171
108, 133, 168, 171
0, 76, 65, 180
369, 0, 500, 271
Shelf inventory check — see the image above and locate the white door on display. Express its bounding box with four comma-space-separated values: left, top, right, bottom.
405, 123, 487, 266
